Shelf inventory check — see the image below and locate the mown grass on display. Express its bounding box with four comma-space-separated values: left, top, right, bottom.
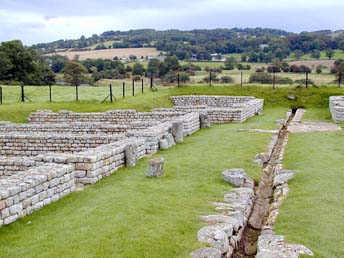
0, 85, 343, 257
0, 108, 283, 258
276, 130, 344, 258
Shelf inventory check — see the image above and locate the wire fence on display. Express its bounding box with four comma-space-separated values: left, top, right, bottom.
0, 71, 342, 104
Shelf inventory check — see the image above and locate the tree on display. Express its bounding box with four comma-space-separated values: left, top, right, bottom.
132, 63, 145, 76
159, 56, 180, 77
147, 58, 162, 78
311, 50, 321, 59
0, 40, 55, 85
63, 61, 88, 86
224, 57, 237, 70
325, 49, 335, 60
294, 50, 304, 60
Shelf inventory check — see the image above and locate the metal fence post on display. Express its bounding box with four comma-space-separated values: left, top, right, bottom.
132, 79, 135, 96
0, 86, 2, 104
123, 82, 125, 98
49, 85, 52, 102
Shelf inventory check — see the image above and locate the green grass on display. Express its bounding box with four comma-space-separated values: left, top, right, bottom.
0, 85, 343, 257
288, 49, 344, 61
1, 85, 344, 123
275, 130, 344, 258
0, 109, 283, 258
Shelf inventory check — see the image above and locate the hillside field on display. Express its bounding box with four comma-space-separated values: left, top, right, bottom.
47, 47, 160, 60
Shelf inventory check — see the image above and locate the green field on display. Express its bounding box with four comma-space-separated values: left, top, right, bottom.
0, 86, 343, 257
276, 131, 344, 258
289, 49, 344, 61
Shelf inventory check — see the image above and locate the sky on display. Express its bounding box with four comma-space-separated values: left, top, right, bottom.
1, 0, 344, 45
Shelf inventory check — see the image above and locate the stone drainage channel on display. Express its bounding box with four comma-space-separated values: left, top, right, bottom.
233, 108, 313, 258
232, 108, 296, 257
190, 108, 315, 258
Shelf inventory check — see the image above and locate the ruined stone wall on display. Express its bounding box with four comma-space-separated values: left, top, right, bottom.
0, 163, 75, 226
0, 157, 36, 177
170, 95, 256, 107
0, 121, 154, 135
329, 96, 344, 122
34, 138, 145, 185
155, 96, 264, 123
28, 109, 191, 124
0, 133, 124, 156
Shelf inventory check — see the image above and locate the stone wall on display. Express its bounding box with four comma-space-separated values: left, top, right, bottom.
0, 157, 36, 177
0, 163, 75, 226
0, 133, 124, 156
0, 121, 156, 135
28, 109, 192, 124
329, 96, 344, 122
170, 95, 256, 107
167, 96, 264, 123
34, 138, 145, 185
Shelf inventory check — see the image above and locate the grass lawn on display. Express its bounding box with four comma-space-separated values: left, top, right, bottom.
1, 85, 344, 123
0, 85, 343, 257
0, 108, 283, 258
275, 130, 344, 258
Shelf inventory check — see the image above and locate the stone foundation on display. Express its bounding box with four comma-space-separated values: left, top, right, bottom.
0, 162, 75, 226
329, 96, 344, 122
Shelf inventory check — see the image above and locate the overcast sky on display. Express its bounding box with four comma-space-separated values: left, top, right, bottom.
1, 0, 344, 45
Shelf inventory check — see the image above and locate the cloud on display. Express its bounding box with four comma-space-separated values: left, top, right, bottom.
1, 0, 344, 45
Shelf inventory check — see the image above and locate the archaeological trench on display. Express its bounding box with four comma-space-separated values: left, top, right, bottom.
0, 95, 342, 257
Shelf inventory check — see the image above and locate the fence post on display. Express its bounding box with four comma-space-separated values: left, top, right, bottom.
109, 84, 113, 103
75, 85, 79, 101
306, 72, 309, 89
209, 71, 212, 86
273, 72, 276, 90
150, 77, 153, 88
49, 85, 52, 102
177, 73, 180, 87
339, 72, 342, 88
141, 79, 144, 93
21, 85, 25, 102
123, 82, 125, 98
132, 79, 135, 96
240, 71, 243, 87
0, 86, 2, 104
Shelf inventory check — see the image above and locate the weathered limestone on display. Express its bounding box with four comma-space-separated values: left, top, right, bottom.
124, 143, 137, 167
330, 96, 344, 122
190, 247, 221, 258
0, 163, 75, 226
171, 121, 184, 143
222, 168, 254, 188
199, 112, 210, 128
197, 226, 230, 254
147, 157, 165, 177
170, 95, 264, 123
190, 186, 254, 257
256, 230, 314, 258
273, 169, 294, 186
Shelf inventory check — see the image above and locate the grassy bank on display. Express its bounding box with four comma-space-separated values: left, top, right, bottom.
276, 130, 344, 258
0, 85, 343, 123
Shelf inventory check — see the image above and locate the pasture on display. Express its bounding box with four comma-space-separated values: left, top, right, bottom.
47, 47, 160, 60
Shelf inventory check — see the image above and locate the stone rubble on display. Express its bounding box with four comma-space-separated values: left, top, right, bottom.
222, 168, 254, 188
147, 157, 165, 177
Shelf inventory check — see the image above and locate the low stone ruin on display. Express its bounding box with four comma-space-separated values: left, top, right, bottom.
146, 157, 165, 177
156, 95, 264, 123
330, 96, 344, 122
0, 95, 263, 227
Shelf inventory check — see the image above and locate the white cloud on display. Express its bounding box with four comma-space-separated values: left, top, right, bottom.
1, 0, 344, 45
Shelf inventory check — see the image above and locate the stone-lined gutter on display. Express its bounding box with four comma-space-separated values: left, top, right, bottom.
190, 109, 314, 258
